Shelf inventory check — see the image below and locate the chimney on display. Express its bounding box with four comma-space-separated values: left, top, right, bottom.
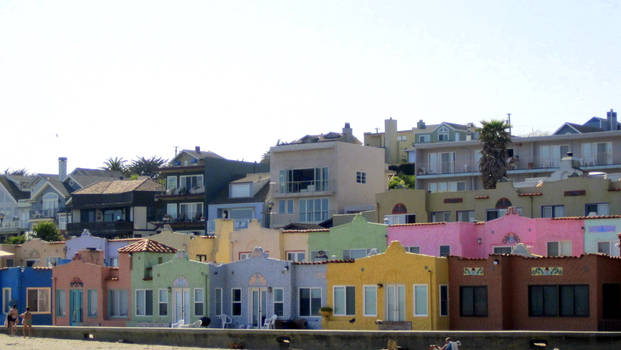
58, 157, 67, 181
384, 118, 399, 164
607, 109, 618, 131
417, 120, 426, 129
195, 146, 201, 153
342, 123, 353, 143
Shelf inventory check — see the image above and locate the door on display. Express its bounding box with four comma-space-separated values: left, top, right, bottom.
603, 284, 621, 319
69, 289, 83, 325
249, 288, 268, 327
385, 285, 405, 321
172, 288, 190, 324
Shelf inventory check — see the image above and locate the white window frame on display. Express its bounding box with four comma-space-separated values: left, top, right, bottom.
2, 287, 11, 314
26, 287, 51, 314
109, 289, 129, 318
439, 284, 449, 317
179, 174, 204, 190
158, 289, 168, 316
405, 246, 420, 254
493, 246, 513, 254
597, 241, 612, 255
273, 288, 284, 317
547, 241, 572, 256
413, 284, 428, 317
135, 289, 153, 317
194, 288, 204, 316
55, 289, 66, 317
230, 183, 252, 198
298, 287, 322, 317
286, 251, 306, 262
333, 286, 355, 316
363, 285, 377, 317
343, 249, 370, 259
87, 289, 97, 318
231, 288, 242, 316
166, 176, 178, 191
356, 171, 367, 184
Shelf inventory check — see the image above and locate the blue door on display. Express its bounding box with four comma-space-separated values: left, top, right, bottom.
69, 289, 83, 325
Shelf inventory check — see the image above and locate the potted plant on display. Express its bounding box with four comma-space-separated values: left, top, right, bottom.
320, 306, 333, 318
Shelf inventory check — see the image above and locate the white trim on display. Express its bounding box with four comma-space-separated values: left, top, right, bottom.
30, 182, 65, 202
2, 287, 11, 314
273, 288, 284, 317
363, 285, 377, 317
193, 288, 204, 316
297, 287, 322, 318
0, 184, 18, 204
135, 289, 149, 317
231, 288, 242, 316
413, 284, 428, 317
158, 288, 168, 316
214, 288, 223, 316
332, 285, 353, 316
439, 284, 449, 317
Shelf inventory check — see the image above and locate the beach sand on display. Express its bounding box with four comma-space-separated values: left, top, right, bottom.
0, 334, 227, 350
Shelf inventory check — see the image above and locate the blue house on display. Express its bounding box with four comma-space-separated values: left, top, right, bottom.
0, 267, 53, 325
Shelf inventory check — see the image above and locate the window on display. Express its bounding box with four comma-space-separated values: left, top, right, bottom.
457, 210, 475, 222
438, 126, 449, 142
343, 249, 370, 259
5, 259, 14, 267
179, 202, 203, 221
397, 135, 408, 142
55, 289, 66, 317
431, 211, 451, 223
493, 246, 512, 254
405, 246, 420, 254
418, 135, 430, 143
356, 171, 366, 184
413, 284, 428, 316
280, 168, 329, 193
486, 207, 523, 221
581, 142, 612, 166
428, 152, 455, 173
26, 260, 38, 267
109, 289, 129, 318
232, 288, 242, 316
166, 203, 178, 219
273, 288, 284, 317
547, 241, 572, 256
585, 203, 609, 216
363, 286, 377, 316
179, 174, 204, 191
87, 290, 97, 318
333, 286, 355, 316
103, 208, 124, 222
440, 245, 450, 257
460, 286, 487, 317
299, 287, 321, 317
159, 289, 168, 316
46, 256, 62, 267
311, 250, 329, 261
286, 251, 306, 262
278, 200, 294, 214
298, 198, 329, 223
194, 289, 204, 316
215, 288, 223, 316
166, 176, 177, 191
109, 257, 119, 267
439, 285, 448, 317
239, 252, 251, 260
42, 192, 59, 213
230, 183, 251, 198
384, 214, 415, 225
135, 289, 153, 316
529, 285, 589, 317
542, 205, 565, 218
598, 241, 612, 255
385, 284, 406, 321
26, 288, 50, 313
2, 288, 11, 314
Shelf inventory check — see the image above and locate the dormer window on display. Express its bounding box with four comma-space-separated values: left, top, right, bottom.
438, 126, 450, 142
230, 183, 251, 198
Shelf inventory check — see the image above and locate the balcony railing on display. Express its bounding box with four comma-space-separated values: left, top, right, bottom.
67, 221, 133, 235
279, 180, 329, 194
29, 208, 60, 220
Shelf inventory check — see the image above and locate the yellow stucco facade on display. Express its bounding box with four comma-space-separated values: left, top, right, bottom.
324, 241, 449, 330
0, 239, 66, 267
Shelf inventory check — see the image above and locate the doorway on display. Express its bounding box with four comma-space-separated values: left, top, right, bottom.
249, 288, 268, 327
69, 289, 83, 325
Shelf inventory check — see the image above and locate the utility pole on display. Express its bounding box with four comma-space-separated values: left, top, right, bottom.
507, 113, 512, 135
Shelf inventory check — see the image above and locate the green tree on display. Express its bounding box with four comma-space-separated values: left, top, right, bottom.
32, 221, 63, 242
478, 120, 511, 189
4, 168, 29, 176
6, 234, 25, 244
102, 157, 127, 173
126, 156, 167, 179
260, 151, 270, 165
389, 174, 415, 190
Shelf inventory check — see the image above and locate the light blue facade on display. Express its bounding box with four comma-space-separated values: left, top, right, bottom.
65, 230, 137, 266
208, 247, 326, 329
584, 218, 621, 256
207, 202, 265, 233
0, 267, 53, 325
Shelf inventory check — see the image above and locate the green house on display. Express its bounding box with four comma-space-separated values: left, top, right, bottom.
307, 214, 387, 261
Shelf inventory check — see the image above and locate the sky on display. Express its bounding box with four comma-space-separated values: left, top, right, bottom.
1, 0, 620, 174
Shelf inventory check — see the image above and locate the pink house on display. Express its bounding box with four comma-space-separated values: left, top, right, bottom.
52, 248, 132, 326
387, 208, 585, 258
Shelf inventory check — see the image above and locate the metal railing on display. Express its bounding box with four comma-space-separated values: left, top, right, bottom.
206, 218, 253, 234
279, 180, 329, 194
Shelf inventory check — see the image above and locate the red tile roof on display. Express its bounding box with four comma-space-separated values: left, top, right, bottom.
294, 259, 354, 265
518, 192, 543, 197
117, 239, 177, 253
282, 229, 329, 233
109, 238, 143, 242
390, 222, 447, 227
552, 215, 621, 220
474, 195, 489, 199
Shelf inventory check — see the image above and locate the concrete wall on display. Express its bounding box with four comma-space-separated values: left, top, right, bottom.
5, 326, 621, 350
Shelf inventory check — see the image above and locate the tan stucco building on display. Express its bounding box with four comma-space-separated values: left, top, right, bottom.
0, 238, 65, 267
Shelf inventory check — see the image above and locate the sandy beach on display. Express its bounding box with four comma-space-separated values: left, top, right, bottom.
0, 334, 227, 350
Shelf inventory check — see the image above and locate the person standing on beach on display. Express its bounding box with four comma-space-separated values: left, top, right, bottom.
20, 307, 32, 337
7, 305, 18, 336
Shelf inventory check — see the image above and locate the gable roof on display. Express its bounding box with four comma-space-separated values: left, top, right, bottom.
68, 168, 124, 188
32, 175, 71, 198
554, 122, 604, 135
209, 176, 270, 205
117, 239, 177, 253
73, 178, 163, 195
175, 149, 224, 162
285, 132, 361, 145
0, 176, 30, 200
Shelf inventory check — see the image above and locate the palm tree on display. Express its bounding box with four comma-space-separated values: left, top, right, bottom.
478, 120, 511, 189
102, 157, 127, 173
127, 156, 167, 179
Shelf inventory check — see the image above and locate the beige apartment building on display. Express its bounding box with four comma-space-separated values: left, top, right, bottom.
269, 123, 385, 228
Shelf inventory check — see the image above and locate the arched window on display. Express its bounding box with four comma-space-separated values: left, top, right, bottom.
495, 198, 512, 210
392, 203, 407, 214
42, 193, 59, 211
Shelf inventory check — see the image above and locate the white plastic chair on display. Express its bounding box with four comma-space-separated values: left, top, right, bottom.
180, 320, 202, 328
262, 314, 278, 329
218, 314, 232, 328
171, 319, 185, 328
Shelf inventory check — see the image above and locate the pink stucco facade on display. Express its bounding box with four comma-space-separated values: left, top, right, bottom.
52, 249, 131, 326
387, 210, 585, 258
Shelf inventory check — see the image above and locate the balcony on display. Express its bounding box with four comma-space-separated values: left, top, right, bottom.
164, 216, 206, 231
206, 218, 252, 234
67, 221, 133, 237
276, 180, 330, 196
29, 208, 60, 220
156, 186, 205, 200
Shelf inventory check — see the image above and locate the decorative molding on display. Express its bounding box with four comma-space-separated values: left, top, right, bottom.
564, 190, 586, 197
464, 267, 484, 276
502, 232, 520, 245
444, 198, 463, 204
531, 267, 563, 276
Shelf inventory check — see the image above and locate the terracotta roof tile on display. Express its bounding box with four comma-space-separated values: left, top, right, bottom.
389, 222, 447, 227
117, 239, 177, 253
518, 192, 543, 197
552, 215, 621, 220
282, 229, 329, 233
294, 259, 354, 265
109, 238, 143, 242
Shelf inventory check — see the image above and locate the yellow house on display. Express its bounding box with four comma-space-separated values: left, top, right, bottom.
229, 220, 310, 262
324, 241, 449, 330
0, 239, 65, 267
149, 219, 234, 263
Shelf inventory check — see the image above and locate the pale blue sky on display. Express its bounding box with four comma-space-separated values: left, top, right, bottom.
1, 1, 620, 174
